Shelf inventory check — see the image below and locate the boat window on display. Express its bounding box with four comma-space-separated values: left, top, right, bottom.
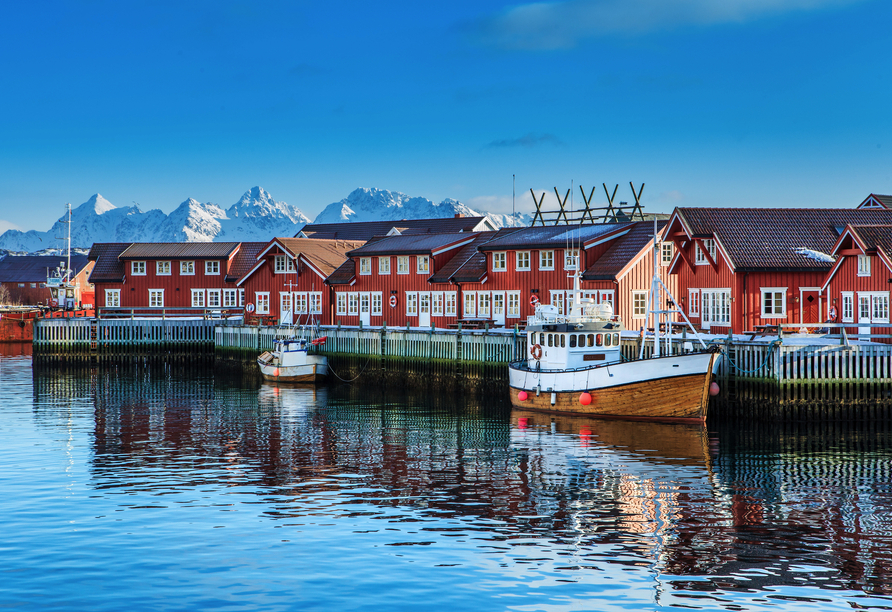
587, 334, 594, 347
560, 334, 565, 348
604, 333, 611, 347
547, 334, 553, 347
539, 333, 545, 345
569, 334, 576, 348
614, 333, 620, 346
596, 333, 602, 346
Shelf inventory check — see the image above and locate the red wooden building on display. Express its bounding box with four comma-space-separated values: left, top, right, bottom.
821, 224, 892, 336
664, 207, 892, 334
0, 254, 94, 309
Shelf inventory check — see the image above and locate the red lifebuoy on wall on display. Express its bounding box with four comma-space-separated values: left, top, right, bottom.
389, 295, 397, 308
829, 305, 838, 322
529, 294, 540, 308
246, 303, 255, 313
530, 343, 543, 360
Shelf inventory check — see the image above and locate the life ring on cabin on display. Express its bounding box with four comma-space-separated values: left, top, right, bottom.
529, 294, 540, 308
530, 343, 543, 360
389, 295, 397, 308
829, 306, 838, 322
245, 303, 255, 313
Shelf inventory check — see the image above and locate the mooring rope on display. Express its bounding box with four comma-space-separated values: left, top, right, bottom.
326, 354, 374, 383
723, 341, 781, 374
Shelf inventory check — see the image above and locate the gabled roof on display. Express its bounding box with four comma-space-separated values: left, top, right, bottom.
118, 242, 241, 260
346, 232, 475, 257
582, 221, 665, 281
88, 244, 131, 283
668, 208, 892, 272
0, 255, 91, 283
240, 238, 363, 285
428, 232, 496, 284
857, 194, 892, 209
476, 223, 629, 251
225, 242, 267, 282
844, 224, 892, 255
297, 216, 493, 240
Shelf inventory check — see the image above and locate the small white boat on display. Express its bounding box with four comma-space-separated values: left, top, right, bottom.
257, 336, 328, 384
509, 225, 721, 423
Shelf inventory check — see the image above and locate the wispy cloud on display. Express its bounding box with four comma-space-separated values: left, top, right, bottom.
485, 133, 564, 148
469, 0, 865, 50
0, 219, 22, 233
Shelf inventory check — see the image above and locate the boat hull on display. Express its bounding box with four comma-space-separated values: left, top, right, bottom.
258, 356, 328, 384
509, 352, 720, 423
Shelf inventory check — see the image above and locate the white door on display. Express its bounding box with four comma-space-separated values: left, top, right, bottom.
360, 292, 371, 326
279, 293, 293, 326
418, 292, 431, 327
858, 295, 871, 337
492, 292, 505, 326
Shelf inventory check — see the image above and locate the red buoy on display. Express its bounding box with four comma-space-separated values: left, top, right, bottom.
518, 417, 529, 429
579, 392, 592, 406
709, 382, 720, 396
518, 390, 528, 401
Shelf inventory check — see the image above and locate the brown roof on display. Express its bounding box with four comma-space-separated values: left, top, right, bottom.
88, 243, 131, 282
346, 233, 476, 257
268, 238, 364, 278
225, 242, 267, 282
582, 221, 664, 280
674, 208, 892, 271
0, 255, 91, 283
846, 225, 892, 258
298, 217, 490, 240
119, 242, 241, 260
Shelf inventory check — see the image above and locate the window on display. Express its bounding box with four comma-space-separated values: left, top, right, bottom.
337, 293, 348, 316
280, 293, 292, 317
378, 257, 390, 275
156, 261, 171, 275
445, 292, 457, 317
841, 292, 854, 323
661, 242, 673, 266
688, 289, 700, 318
463, 292, 476, 317
632, 291, 647, 319
549, 290, 565, 315
310, 292, 323, 314
180, 260, 194, 275
507, 291, 520, 318
207, 289, 221, 308
564, 249, 579, 270
132, 261, 146, 276
539, 250, 554, 270
695, 239, 716, 265
256, 292, 270, 314
493, 252, 506, 271
359, 258, 371, 275
295, 293, 308, 314
858, 254, 871, 276
702, 289, 731, 326
30, 283, 36, 288
516, 251, 530, 271
348, 293, 359, 316
417, 256, 429, 274
872, 293, 890, 322
274, 255, 295, 273
371, 293, 382, 316
223, 289, 239, 308
239, 289, 245, 307
478, 292, 490, 317
432, 292, 444, 316
760, 288, 786, 318
205, 261, 220, 275
105, 289, 120, 308
406, 292, 418, 316
397, 256, 409, 274
191, 289, 205, 308
149, 289, 164, 308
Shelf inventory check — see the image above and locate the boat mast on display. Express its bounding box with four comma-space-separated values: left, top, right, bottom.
66, 203, 71, 286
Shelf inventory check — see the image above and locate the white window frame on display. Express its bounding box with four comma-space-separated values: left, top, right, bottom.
539, 250, 554, 271
274, 255, 295, 274
337, 293, 348, 316
841, 292, 854, 323
295, 293, 308, 314
149, 289, 164, 308
371, 293, 382, 316
105, 289, 120, 308
507, 291, 520, 318
702, 288, 731, 326
348, 293, 359, 316
180, 260, 194, 276
131, 261, 146, 276
463, 292, 476, 317
564, 249, 579, 271
378, 257, 390, 275
432, 292, 444, 317
661, 242, 673, 266
239, 289, 245, 307
223, 289, 239, 308
445, 292, 457, 317
406, 292, 418, 316
191, 289, 206, 308
359, 258, 371, 275
205, 260, 220, 275
309, 292, 323, 315
695, 239, 716, 265
493, 252, 506, 272
255, 292, 270, 314
688, 289, 700, 318
156, 261, 171, 276
516, 251, 530, 271
760, 287, 786, 319
397, 256, 409, 274
416, 255, 429, 274
549, 290, 565, 315
478, 292, 491, 317
207, 289, 221, 308
858, 254, 871, 276
860, 291, 890, 323
632, 291, 647, 319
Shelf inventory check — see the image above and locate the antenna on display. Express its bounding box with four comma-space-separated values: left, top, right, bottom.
512, 174, 515, 219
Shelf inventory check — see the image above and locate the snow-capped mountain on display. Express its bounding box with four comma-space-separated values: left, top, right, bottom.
313, 187, 528, 228
0, 188, 311, 251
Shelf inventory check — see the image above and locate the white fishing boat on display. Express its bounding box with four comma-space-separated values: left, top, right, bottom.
257, 335, 328, 383
509, 225, 721, 423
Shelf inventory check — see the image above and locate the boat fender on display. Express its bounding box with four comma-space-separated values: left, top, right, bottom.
517, 390, 528, 401
246, 303, 255, 313
18, 319, 26, 328
709, 382, 720, 396
579, 392, 592, 406
530, 344, 542, 360
310, 336, 328, 346
529, 294, 540, 308
389, 295, 397, 308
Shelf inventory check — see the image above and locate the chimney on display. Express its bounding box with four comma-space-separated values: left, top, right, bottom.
455, 213, 464, 218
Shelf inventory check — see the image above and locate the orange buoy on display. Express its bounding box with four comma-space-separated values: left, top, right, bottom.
579, 392, 592, 405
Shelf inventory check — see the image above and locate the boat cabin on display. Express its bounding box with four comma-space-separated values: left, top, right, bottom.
526, 300, 623, 369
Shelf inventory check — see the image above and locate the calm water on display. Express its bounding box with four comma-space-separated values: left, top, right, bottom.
2, 353, 892, 611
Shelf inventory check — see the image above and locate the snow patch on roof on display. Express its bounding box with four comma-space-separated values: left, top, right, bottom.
795, 248, 835, 263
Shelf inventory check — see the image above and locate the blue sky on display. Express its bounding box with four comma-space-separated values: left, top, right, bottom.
1, 0, 890, 232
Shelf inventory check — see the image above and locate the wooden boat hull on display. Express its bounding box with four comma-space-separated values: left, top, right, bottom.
509, 351, 720, 423
257, 353, 328, 384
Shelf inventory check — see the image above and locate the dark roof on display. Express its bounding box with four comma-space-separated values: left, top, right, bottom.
847, 225, 892, 258
859, 194, 892, 209
582, 221, 664, 280
88, 244, 130, 283
298, 216, 490, 241
675, 208, 892, 271
346, 233, 475, 257
119, 243, 241, 260
325, 259, 356, 285
271, 238, 365, 277
429, 232, 496, 284
477, 223, 630, 251
0, 255, 91, 283
225, 242, 267, 282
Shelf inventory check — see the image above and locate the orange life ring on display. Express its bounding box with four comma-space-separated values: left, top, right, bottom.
829, 306, 838, 321
389, 295, 397, 308
530, 343, 542, 360
529, 294, 540, 308
246, 303, 255, 313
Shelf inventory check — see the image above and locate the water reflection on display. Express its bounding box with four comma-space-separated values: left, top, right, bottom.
22, 363, 892, 609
